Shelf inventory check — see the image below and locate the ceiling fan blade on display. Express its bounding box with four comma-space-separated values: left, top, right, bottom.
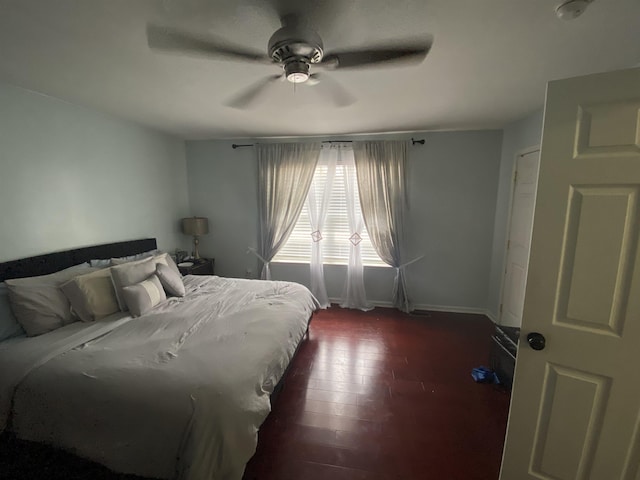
321, 37, 433, 70
147, 24, 271, 63
308, 73, 355, 107
305, 73, 321, 86
226, 74, 283, 109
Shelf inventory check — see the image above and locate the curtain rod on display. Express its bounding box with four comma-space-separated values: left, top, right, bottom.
231, 138, 425, 149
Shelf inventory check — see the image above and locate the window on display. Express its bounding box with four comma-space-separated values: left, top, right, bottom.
273, 147, 386, 267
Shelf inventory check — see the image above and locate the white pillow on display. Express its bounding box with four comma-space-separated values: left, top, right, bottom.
61, 269, 120, 322
122, 275, 167, 317
111, 252, 180, 275
88, 259, 112, 268
109, 249, 162, 266
110, 257, 157, 311
5, 263, 96, 336
0, 283, 24, 341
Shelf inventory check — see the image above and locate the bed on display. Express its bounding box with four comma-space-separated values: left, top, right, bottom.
0, 239, 318, 479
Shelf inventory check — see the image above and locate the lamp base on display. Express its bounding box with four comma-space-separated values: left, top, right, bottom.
193, 236, 201, 260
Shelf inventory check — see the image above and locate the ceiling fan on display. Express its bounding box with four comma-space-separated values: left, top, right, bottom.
147, 13, 433, 109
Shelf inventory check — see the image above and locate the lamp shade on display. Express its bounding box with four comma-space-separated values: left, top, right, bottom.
182, 217, 209, 236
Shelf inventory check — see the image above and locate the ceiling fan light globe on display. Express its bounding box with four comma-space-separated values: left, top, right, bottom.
287, 72, 309, 83
284, 59, 310, 83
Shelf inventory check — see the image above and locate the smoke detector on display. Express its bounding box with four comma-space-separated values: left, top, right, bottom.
556, 0, 593, 20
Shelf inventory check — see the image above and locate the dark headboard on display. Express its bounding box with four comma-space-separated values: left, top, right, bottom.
0, 238, 157, 282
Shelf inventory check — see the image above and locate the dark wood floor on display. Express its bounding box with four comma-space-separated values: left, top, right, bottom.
243, 307, 511, 480
0, 307, 510, 480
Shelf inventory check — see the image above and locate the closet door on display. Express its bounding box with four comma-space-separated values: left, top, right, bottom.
500, 149, 539, 327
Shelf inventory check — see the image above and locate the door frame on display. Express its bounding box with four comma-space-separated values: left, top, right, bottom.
497, 145, 540, 326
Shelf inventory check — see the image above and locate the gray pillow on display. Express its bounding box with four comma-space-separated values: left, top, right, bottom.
5, 263, 96, 336
161, 253, 182, 277
156, 263, 186, 297
122, 275, 167, 317
110, 256, 157, 311
61, 268, 120, 322
0, 283, 25, 341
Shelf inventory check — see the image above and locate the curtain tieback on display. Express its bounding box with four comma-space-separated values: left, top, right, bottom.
311, 230, 323, 242
396, 254, 425, 271
247, 247, 269, 265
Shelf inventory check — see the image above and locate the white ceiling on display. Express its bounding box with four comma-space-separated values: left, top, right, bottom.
0, 0, 638, 140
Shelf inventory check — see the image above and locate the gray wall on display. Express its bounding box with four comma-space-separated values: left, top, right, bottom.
186, 130, 503, 312
486, 109, 544, 322
0, 83, 190, 262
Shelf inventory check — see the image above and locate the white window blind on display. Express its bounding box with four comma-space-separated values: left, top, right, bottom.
273, 148, 386, 267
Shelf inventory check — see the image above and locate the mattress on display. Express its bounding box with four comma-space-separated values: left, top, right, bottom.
0, 275, 317, 479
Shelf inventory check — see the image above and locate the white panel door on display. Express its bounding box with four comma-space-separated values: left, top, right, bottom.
500, 67, 640, 480
500, 150, 540, 327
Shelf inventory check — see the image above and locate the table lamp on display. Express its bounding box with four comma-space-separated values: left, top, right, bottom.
182, 216, 209, 260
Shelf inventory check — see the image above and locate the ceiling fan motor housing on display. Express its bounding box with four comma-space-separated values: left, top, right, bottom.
268, 25, 324, 63
268, 25, 324, 83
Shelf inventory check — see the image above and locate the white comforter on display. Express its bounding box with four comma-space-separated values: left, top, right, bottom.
0, 276, 317, 479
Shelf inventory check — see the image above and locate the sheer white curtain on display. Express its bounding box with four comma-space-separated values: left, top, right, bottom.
256, 143, 321, 280
340, 148, 373, 311
353, 140, 412, 312
306, 146, 337, 307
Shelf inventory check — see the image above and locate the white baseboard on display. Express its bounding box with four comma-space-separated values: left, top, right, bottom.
484, 310, 499, 324
328, 298, 493, 319
368, 300, 394, 308
327, 298, 394, 308
412, 303, 488, 317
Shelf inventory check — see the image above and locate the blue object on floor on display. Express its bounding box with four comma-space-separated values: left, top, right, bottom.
472, 366, 500, 384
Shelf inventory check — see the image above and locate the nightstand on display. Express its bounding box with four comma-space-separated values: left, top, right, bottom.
178, 258, 215, 276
